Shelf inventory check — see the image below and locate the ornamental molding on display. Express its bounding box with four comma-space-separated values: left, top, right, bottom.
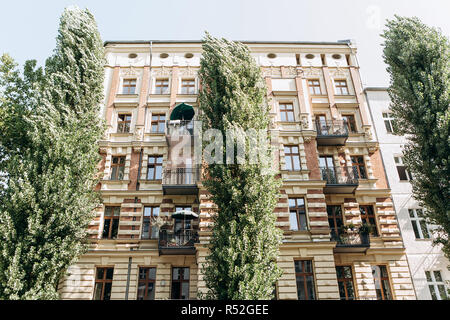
304, 67, 322, 77
120, 66, 142, 78
151, 65, 172, 77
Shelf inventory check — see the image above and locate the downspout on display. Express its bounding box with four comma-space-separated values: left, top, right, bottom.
365, 89, 418, 299
125, 256, 132, 300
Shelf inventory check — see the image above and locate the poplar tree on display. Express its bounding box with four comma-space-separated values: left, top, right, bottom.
382, 16, 450, 257
198, 34, 283, 299
0, 6, 105, 299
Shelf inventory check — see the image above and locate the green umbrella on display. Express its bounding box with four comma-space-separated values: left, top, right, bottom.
170, 103, 195, 120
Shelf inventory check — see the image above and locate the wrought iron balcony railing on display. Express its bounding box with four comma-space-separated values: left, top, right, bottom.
158, 229, 199, 251
162, 167, 201, 186
320, 166, 358, 185
315, 120, 348, 137
331, 230, 370, 248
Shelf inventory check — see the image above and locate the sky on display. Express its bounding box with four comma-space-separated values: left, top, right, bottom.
0, 0, 449, 87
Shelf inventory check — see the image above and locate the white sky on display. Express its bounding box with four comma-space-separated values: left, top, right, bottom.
0, 0, 449, 87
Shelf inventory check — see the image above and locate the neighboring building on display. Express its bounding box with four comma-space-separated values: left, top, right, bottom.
58, 40, 416, 300
365, 87, 449, 300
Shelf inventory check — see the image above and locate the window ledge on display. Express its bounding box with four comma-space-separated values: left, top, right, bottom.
101, 179, 131, 184
110, 132, 133, 137
116, 94, 139, 98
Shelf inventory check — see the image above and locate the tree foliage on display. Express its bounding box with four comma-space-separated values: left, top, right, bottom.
198, 33, 283, 299
382, 16, 450, 257
0, 6, 105, 299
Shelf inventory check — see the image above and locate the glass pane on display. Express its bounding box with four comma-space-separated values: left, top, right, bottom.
113, 207, 120, 216
96, 268, 104, 280
144, 207, 152, 217
346, 281, 355, 300
429, 285, 437, 300
285, 156, 292, 170
294, 261, 303, 273
343, 266, 352, 278
284, 147, 290, 154
306, 275, 315, 300
111, 219, 119, 238
336, 266, 343, 279
288, 198, 296, 208
280, 112, 286, 121
106, 268, 114, 280
438, 285, 447, 300
172, 268, 180, 280
289, 211, 298, 231
147, 283, 155, 300
408, 209, 415, 218
299, 213, 307, 231
155, 166, 162, 179
149, 268, 156, 280
102, 219, 111, 238
338, 281, 346, 300
171, 282, 180, 299
139, 268, 147, 280
94, 283, 103, 300
137, 283, 146, 300
118, 167, 124, 180
434, 271, 442, 282
292, 146, 298, 153
296, 278, 306, 300
103, 282, 112, 300
380, 266, 389, 278
425, 271, 432, 282
183, 268, 190, 280
153, 207, 160, 216
304, 261, 313, 273
412, 221, 421, 239
382, 280, 392, 300
181, 282, 189, 300
420, 220, 430, 238
148, 157, 155, 164
111, 167, 117, 180
142, 221, 150, 239
293, 156, 300, 170
147, 167, 154, 180
287, 112, 294, 122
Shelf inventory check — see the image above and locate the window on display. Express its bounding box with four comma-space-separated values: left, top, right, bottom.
336, 266, 355, 300
147, 156, 163, 180
334, 79, 349, 95
137, 267, 156, 300
342, 114, 357, 133
426, 270, 448, 300
394, 156, 412, 181
117, 113, 131, 133
289, 198, 307, 231
359, 205, 378, 236
319, 156, 335, 183
151, 114, 166, 133
372, 265, 392, 300
142, 207, 160, 239
154, 78, 169, 94
409, 209, 430, 239
111, 156, 125, 180
351, 156, 367, 179
102, 206, 120, 239
279, 103, 295, 122
327, 205, 344, 240
181, 79, 195, 94
284, 145, 301, 171
382, 112, 397, 134
175, 206, 193, 232
94, 267, 114, 300
308, 79, 321, 95
315, 114, 328, 135
171, 267, 190, 299
122, 78, 136, 94
295, 260, 316, 300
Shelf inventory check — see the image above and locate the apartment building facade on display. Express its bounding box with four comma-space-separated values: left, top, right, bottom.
365, 87, 449, 300
58, 40, 416, 300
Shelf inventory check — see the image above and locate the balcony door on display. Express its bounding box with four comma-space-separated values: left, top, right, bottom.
315, 115, 328, 135
319, 156, 336, 183
174, 206, 193, 233
327, 205, 344, 240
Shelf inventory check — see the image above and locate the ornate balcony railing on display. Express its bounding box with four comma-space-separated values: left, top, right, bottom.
320, 166, 358, 185
162, 167, 201, 185
315, 120, 348, 136
158, 229, 199, 254
331, 230, 370, 253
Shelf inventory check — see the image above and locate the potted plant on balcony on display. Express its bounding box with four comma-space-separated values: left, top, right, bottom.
358, 223, 372, 245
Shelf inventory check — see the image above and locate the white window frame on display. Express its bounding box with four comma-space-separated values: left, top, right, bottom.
409, 208, 431, 239
426, 270, 448, 300
382, 112, 396, 134
394, 156, 412, 181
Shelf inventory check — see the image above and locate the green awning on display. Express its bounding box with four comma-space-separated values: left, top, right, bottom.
170, 103, 195, 120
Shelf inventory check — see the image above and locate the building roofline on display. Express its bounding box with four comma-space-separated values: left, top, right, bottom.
104, 40, 353, 46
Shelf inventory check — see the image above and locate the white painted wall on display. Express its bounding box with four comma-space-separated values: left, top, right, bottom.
366, 89, 450, 300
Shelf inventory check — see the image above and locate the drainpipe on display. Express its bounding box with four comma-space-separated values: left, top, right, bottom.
125, 256, 132, 300
136, 148, 143, 191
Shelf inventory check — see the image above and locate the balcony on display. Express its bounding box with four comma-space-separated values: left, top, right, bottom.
331, 231, 370, 253
315, 120, 348, 146
320, 166, 358, 194
162, 167, 200, 195
158, 229, 199, 255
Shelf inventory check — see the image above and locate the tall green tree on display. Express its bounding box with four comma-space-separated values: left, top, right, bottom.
0, 6, 105, 299
198, 34, 282, 299
382, 16, 450, 257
